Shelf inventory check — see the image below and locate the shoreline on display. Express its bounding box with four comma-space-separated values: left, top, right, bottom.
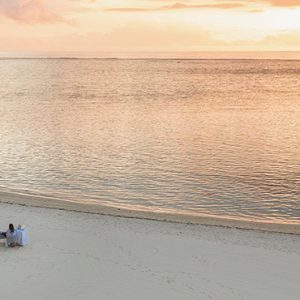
0, 190, 299, 235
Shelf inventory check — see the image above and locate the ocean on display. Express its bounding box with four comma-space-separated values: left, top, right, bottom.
0, 55, 299, 224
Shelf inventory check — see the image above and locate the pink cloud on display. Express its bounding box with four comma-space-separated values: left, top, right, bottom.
0, 0, 93, 23
0, 0, 63, 23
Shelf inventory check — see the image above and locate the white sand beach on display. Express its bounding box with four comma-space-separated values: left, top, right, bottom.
0, 202, 299, 300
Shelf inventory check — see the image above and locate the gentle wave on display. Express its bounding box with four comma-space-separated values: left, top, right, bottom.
1, 190, 299, 235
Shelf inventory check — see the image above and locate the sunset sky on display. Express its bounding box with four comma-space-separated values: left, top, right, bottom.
1, 0, 300, 53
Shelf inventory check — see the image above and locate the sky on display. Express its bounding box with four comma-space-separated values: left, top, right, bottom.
0, 0, 300, 53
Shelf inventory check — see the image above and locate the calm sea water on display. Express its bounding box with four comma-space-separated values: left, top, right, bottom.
0, 58, 299, 223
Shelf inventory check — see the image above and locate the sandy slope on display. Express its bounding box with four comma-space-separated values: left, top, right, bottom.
0, 203, 299, 300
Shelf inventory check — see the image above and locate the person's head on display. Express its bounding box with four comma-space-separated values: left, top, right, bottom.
9, 224, 14, 233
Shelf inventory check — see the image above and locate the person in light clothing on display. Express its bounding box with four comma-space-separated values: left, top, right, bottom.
16, 224, 29, 246
0, 223, 29, 247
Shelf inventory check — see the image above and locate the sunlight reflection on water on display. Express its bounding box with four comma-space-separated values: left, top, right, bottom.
0, 58, 299, 223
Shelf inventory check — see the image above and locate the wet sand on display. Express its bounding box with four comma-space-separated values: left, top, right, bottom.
0, 191, 299, 235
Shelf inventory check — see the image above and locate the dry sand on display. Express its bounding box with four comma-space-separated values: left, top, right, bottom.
0, 202, 299, 300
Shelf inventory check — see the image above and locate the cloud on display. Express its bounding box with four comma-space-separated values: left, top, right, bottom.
0, 22, 225, 52
0, 0, 62, 23
262, 0, 300, 7
205, 29, 300, 50
245, 0, 300, 8
0, 0, 93, 24
104, 0, 300, 14
1, 19, 300, 52
107, 2, 245, 12
260, 30, 300, 46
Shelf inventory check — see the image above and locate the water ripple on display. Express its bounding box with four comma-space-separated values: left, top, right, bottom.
0, 58, 299, 224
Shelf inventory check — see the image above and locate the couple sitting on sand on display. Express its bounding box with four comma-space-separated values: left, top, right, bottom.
0, 224, 28, 247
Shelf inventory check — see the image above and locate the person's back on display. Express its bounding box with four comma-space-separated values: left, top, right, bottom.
6, 224, 17, 247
